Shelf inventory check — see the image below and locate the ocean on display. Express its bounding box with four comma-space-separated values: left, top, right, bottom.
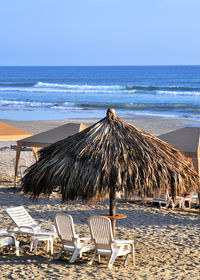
0, 66, 200, 122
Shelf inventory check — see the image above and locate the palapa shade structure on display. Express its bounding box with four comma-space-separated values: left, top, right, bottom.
22, 109, 200, 234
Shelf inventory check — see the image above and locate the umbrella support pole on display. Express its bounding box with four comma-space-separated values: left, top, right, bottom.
109, 190, 116, 237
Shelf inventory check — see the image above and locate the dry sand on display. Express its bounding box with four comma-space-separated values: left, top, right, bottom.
0, 184, 199, 280
0, 116, 200, 279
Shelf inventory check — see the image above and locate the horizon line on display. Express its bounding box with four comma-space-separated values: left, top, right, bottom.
0, 64, 200, 67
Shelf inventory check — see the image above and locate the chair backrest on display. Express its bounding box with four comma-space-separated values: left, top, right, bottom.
19, 165, 28, 178
153, 189, 169, 200
55, 213, 76, 247
5, 206, 37, 228
88, 216, 113, 251
13, 157, 27, 168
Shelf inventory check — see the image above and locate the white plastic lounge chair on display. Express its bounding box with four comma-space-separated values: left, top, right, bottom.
88, 216, 135, 268
152, 189, 172, 208
54, 213, 94, 263
180, 194, 192, 209
5, 206, 57, 237
0, 228, 19, 256
30, 234, 54, 255
13, 157, 27, 177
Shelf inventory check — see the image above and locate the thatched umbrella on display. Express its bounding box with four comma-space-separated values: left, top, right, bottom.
22, 109, 199, 235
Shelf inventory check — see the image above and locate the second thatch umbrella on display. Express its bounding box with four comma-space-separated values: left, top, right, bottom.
21, 109, 199, 234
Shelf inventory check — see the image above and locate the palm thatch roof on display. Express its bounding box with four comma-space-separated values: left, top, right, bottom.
22, 109, 199, 203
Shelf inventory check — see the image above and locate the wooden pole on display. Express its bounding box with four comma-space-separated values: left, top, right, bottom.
32, 147, 39, 161
14, 143, 22, 187
109, 189, 116, 238
197, 138, 200, 177
197, 139, 200, 206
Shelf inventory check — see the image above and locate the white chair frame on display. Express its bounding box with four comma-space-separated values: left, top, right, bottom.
55, 213, 94, 263
5, 206, 57, 253
88, 216, 135, 268
0, 229, 19, 256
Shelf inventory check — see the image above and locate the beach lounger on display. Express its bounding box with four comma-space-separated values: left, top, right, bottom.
88, 216, 135, 268
5, 206, 57, 237
180, 194, 192, 209
0, 228, 19, 256
152, 190, 172, 208
54, 213, 94, 263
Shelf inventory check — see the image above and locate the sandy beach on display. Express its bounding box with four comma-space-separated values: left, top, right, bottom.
0, 116, 200, 279
0, 184, 199, 280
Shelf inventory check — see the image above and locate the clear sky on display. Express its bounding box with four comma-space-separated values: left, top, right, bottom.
0, 0, 200, 66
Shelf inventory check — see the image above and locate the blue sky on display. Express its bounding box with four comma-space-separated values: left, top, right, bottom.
0, 0, 200, 66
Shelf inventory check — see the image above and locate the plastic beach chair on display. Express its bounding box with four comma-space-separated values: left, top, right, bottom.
5, 206, 57, 237
54, 213, 94, 263
0, 228, 19, 256
152, 189, 172, 208
88, 216, 135, 268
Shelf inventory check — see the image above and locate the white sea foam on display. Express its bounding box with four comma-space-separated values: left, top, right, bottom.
34, 82, 121, 90
0, 100, 53, 107
156, 90, 200, 96
0, 87, 121, 94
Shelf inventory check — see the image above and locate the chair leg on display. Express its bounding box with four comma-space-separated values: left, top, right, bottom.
34, 239, 38, 254
50, 239, 53, 255
54, 247, 63, 259
98, 254, 101, 263
108, 252, 118, 268
124, 253, 129, 266
132, 248, 135, 266
88, 250, 97, 265
69, 248, 81, 263
47, 240, 49, 252
15, 240, 20, 256
30, 239, 33, 252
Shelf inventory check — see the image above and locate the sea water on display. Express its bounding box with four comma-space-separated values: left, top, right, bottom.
0, 66, 199, 122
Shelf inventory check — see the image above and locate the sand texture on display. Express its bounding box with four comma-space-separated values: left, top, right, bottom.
0, 183, 199, 280
0, 117, 199, 279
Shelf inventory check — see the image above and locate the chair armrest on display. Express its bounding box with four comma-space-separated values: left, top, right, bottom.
7, 224, 17, 232
114, 239, 134, 245
18, 226, 35, 234
0, 232, 15, 237
79, 237, 91, 241
39, 223, 57, 235
112, 239, 134, 253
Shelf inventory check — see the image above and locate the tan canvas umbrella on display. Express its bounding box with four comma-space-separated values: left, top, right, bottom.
21, 109, 200, 234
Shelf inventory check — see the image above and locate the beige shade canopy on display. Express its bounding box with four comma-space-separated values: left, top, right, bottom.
158, 127, 200, 175
0, 121, 33, 141
17, 123, 87, 148
15, 123, 87, 183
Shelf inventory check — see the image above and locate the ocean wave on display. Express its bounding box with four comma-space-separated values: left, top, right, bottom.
0, 100, 54, 107
0, 82, 35, 87
34, 82, 121, 90
0, 87, 77, 93
1, 81, 200, 96
125, 85, 200, 92
75, 102, 200, 111
0, 86, 199, 97
156, 90, 200, 96
0, 87, 121, 94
